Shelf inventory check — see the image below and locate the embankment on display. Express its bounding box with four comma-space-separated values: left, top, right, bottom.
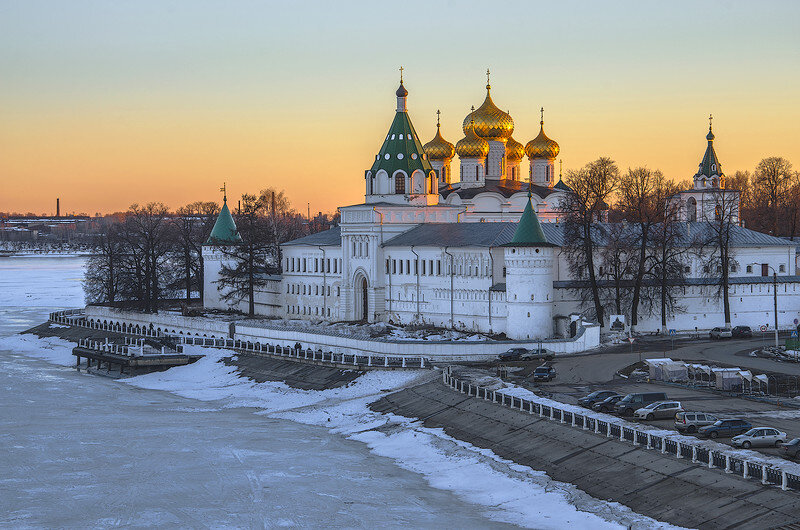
371, 380, 800, 529
24, 321, 363, 391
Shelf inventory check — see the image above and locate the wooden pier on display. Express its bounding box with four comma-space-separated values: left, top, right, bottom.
73, 340, 202, 376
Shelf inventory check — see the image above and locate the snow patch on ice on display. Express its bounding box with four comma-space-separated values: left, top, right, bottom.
0, 334, 76, 366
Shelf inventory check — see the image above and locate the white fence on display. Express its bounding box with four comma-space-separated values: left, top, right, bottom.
175, 335, 428, 369
75, 337, 185, 357
51, 310, 428, 370
442, 369, 800, 492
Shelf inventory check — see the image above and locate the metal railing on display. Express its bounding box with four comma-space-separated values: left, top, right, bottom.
51, 310, 428, 370
174, 335, 428, 369
443, 370, 800, 492
76, 337, 185, 357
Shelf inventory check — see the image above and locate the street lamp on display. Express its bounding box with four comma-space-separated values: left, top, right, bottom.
750, 263, 779, 348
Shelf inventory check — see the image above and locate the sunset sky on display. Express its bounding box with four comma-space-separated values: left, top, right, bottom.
1, 0, 799, 216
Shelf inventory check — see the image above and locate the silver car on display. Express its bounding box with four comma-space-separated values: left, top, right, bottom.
675, 412, 719, 434
731, 427, 787, 449
634, 401, 683, 420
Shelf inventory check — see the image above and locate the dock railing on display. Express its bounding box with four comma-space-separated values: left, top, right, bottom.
76, 337, 185, 357
51, 310, 428, 370
442, 369, 800, 492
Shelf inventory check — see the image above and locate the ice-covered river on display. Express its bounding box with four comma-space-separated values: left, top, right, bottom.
0, 257, 671, 529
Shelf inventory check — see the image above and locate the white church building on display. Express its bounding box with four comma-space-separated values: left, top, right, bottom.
203, 76, 800, 339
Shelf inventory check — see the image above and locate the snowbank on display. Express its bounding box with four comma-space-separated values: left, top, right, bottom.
2, 335, 682, 529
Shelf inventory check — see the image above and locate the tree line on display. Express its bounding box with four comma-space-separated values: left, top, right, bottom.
83, 188, 334, 313
560, 156, 784, 332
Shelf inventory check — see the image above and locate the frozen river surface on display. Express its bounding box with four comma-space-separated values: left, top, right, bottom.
0, 257, 510, 528
0, 257, 673, 529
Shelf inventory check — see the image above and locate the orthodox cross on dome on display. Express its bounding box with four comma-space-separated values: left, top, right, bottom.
559, 159, 562, 179
470, 105, 476, 126
709, 113, 713, 131
540, 107, 545, 125
399, 66, 404, 83
436, 109, 441, 128
486, 68, 491, 89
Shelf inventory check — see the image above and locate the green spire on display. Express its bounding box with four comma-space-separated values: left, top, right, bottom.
504, 192, 553, 247
698, 114, 722, 177
369, 81, 434, 177
206, 193, 242, 245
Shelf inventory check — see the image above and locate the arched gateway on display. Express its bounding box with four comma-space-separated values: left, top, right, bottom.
353, 271, 369, 322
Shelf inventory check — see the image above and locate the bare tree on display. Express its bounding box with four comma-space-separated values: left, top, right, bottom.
618, 167, 665, 331
83, 224, 124, 303
648, 180, 687, 332
561, 157, 620, 326
124, 203, 177, 312
695, 189, 740, 329
598, 222, 634, 317
753, 157, 794, 235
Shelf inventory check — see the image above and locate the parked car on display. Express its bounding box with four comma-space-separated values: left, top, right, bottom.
709, 327, 733, 339
633, 401, 683, 420
614, 392, 669, 416
781, 438, 800, 460
731, 325, 753, 338
532, 365, 557, 382
731, 427, 787, 449
697, 419, 752, 439
593, 394, 622, 412
578, 390, 618, 409
675, 412, 719, 434
498, 348, 529, 361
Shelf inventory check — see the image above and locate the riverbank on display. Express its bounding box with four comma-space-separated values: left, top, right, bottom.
371, 378, 800, 529
2, 322, 681, 529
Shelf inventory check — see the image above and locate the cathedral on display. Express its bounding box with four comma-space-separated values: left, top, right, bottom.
203, 74, 799, 339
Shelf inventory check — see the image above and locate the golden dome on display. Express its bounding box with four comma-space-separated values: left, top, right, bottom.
505, 136, 524, 161
462, 84, 514, 141
423, 112, 455, 161
525, 112, 560, 160
456, 112, 490, 159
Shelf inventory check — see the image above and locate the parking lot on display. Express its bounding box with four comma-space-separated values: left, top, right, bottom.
496, 336, 800, 461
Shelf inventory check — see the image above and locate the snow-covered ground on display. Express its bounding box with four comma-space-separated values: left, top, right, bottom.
1, 331, 682, 529
1, 256, 684, 528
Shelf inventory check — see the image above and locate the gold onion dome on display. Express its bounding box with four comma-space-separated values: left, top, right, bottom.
461, 73, 514, 140
525, 109, 560, 160
456, 109, 490, 158
505, 136, 525, 161
423, 111, 455, 161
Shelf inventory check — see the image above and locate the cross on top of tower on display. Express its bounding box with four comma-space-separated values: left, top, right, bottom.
708, 113, 713, 131
219, 182, 227, 203
436, 109, 441, 127
399, 66, 404, 84
540, 107, 545, 125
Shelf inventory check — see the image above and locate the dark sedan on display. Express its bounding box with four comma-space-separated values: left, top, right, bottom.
498, 348, 529, 362
782, 438, 800, 460
731, 325, 753, 338
578, 390, 618, 409
592, 394, 622, 412
697, 419, 752, 439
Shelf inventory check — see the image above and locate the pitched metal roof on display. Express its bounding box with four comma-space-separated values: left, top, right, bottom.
206, 201, 241, 245
381, 221, 794, 249
502, 195, 554, 247
369, 110, 433, 176
440, 178, 556, 200
283, 226, 342, 247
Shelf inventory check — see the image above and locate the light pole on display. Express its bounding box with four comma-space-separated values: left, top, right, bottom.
750, 263, 779, 348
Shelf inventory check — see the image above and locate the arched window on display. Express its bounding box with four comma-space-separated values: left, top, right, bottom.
687, 197, 697, 222
714, 205, 721, 220
395, 174, 405, 194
